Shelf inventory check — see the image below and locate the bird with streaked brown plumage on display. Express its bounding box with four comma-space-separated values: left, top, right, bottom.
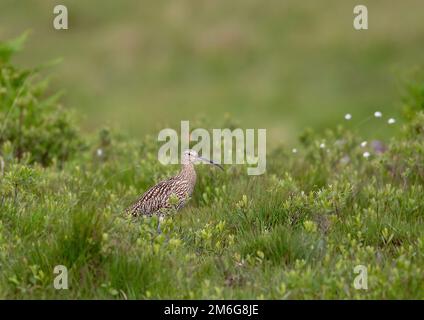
127, 149, 223, 217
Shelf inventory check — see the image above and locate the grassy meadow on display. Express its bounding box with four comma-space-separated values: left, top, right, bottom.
1, 1, 424, 299
1, 0, 424, 143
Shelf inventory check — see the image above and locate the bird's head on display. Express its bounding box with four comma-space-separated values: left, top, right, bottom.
182, 149, 223, 170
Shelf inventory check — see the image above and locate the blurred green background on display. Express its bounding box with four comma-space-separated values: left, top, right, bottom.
1, 0, 423, 146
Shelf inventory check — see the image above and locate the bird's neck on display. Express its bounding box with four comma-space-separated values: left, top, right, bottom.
179, 163, 197, 185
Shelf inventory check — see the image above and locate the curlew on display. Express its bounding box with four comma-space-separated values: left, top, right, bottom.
127, 149, 223, 218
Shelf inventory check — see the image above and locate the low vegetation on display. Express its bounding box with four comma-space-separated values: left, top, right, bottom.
0, 37, 423, 299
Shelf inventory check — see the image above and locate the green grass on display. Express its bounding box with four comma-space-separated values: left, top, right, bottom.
1, 4, 424, 299
1, 114, 424, 298
1, 64, 424, 298
1, 0, 424, 145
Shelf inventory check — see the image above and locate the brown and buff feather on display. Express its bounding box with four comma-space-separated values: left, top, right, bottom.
127, 162, 197, 217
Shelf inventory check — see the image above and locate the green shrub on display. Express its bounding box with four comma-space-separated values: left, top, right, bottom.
0, 34, 82, 167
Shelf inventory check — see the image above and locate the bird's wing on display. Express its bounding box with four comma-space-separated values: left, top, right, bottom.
127, 179, 177, 216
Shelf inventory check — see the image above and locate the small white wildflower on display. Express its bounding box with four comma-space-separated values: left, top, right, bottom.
340, 155, 350, 165
344, 113, 352, 120
320, 143, 325, 149
96, 148, 103, 157
388, 118, 396, 124
363, 151, 370, 158
360, 141, 367, 147
374, 111, 382, 118
292, 148, 297, 154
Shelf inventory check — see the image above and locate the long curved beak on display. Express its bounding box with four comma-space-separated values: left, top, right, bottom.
197, 156, 224, 170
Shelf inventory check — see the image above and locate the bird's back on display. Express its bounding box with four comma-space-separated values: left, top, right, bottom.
127, 176, 193, 217
127, 163, 197, 217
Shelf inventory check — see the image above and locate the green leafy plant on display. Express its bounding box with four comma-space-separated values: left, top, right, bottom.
0, 34, 82, 167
